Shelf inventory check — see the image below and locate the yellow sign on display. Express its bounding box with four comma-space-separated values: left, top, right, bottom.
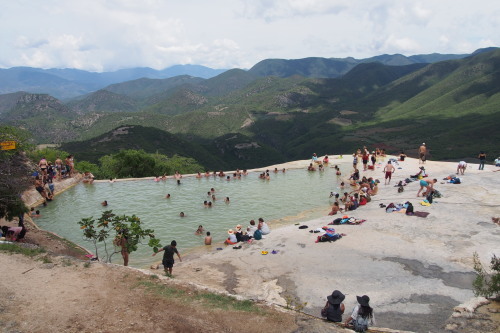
0, 141, 16, 150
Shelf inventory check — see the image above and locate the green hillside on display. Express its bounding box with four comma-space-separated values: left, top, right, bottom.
67, 89, 139, 113
60, 125, 286, 170
0, 93, 79, 143
1, 49, 499, 165
373, 50, 500, 120
60, 125, 225, 169
103, 75, 205, 100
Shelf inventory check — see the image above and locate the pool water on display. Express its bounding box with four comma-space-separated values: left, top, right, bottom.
35, 165, 348, 267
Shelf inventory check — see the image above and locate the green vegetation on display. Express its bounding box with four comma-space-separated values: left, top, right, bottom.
77, 210, 162, 263
473, 252, 500, 299
28, 147, 69, 165
38, 255, 53, 264
2, 49, 500, 167
97, 149, 202, 179
0, 243, 46, 257
136, 280, 261, 313
0, 126, 33, 220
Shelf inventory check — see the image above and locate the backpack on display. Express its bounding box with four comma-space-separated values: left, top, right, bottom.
406, 202, 414, 214
253, 229, 262, 240
353, 315, 369, 332
426, 192, 433, 204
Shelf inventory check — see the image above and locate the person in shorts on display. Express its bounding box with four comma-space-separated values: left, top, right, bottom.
383, 161, 395, 185
152, 240, 182, 276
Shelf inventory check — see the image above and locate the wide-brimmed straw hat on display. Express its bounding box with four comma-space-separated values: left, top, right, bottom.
327, 290, 345, 304
235, 224, 242, 230
357, 295, 370, 306
227, 229, 234, 234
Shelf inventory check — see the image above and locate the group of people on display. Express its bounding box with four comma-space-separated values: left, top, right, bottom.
329, 176, 380, 216
224, 218, 270, 245
322, 290, 375, 332
33, 154, 77, 203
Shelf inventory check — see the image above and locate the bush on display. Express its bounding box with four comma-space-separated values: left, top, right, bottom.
75, 160, 100, 176
472, 252, 500, 299
97, 149, 203, 179
27, 147, 69, 165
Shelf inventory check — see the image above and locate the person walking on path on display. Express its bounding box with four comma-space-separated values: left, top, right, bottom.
478, 151, 487, 170
383, 161, 395, 185
419, 143, 427, 164
152, 240, 182, 276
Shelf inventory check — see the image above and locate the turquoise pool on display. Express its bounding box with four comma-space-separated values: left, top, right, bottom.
35, 165, 348, 267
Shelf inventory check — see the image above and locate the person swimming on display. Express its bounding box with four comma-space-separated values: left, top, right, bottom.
101, 200, 108, 206
195, 225, 204, 235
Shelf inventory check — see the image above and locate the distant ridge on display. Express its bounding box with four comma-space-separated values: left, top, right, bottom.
0, 49, 496, 99
0, 65, 227, 99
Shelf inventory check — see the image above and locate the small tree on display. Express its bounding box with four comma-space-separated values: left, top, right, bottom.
78, 210, 162, 263
472, 252, 500, 299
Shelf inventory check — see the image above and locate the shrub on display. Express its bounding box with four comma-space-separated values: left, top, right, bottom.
472, 252, 500, 299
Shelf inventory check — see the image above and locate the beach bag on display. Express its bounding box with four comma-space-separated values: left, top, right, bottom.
353, 315, 369, 332
253, 229, 262, 240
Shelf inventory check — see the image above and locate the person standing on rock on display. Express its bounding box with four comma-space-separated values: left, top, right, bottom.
383, 161, 395, 185
478, 151, 487, 170
419, 143, 427, 164
54, 156, 63, 180
152, 240, 182, 276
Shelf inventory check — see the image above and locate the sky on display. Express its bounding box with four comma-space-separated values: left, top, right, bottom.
0, 0, 499, 72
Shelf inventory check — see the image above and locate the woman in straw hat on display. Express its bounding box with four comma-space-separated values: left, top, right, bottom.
224, 229, 237, 245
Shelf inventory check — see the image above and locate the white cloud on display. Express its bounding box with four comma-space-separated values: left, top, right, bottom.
382, 35, 421, 54
0, 0, 498, 70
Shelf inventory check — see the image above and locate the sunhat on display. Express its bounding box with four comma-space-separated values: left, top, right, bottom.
227, 229, 234, 234
357, 295, 370, 306
235, 224, 242, 230
327, 290, 345, 304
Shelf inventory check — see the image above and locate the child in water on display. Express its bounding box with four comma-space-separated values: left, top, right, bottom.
195, 225, 204, 235
204, 231, 212, 245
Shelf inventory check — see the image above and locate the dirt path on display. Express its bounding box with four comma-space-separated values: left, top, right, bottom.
0, 252, 308, 333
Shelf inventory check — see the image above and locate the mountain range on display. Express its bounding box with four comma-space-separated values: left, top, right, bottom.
0, 47, 499, 169
3, 49, 496, 100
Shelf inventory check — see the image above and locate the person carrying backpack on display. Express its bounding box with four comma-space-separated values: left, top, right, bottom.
344, 295, 375, 332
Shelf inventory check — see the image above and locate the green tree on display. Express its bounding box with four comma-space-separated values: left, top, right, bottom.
472, 252, 500, 299
75, 160, 100, 176
0, 126, 33, 220
77, 210, 162, 264
97, 149, 203, 179
27, 147, 69, 165
99, 149, 156, 178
